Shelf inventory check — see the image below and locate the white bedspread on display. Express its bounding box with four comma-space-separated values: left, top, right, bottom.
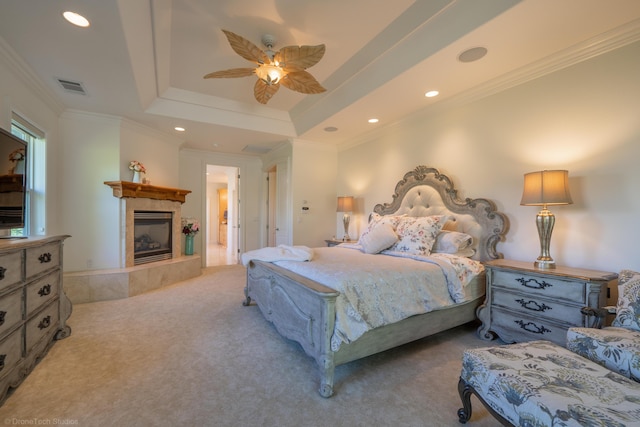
274, 246, 483, 351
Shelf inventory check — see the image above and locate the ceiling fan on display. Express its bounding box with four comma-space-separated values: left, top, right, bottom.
204, 30, 326, 104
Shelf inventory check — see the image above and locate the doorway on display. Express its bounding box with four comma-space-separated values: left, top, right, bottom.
206, 164, 239, 266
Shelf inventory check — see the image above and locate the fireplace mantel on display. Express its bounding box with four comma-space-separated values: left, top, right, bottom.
104, 181, 191, 203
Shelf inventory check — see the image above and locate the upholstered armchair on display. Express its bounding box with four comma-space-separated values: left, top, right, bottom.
566, 269, 640, 382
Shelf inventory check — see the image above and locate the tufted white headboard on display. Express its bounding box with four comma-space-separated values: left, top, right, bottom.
372, 166, 508, 262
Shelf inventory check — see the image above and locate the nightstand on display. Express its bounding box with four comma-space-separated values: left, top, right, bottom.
477, 259, 617, 347
325, 239, 355, 247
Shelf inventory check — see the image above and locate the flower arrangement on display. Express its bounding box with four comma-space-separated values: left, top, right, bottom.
128, 160, 146, 173
181, 217, 200, 236
9, 148, 25, 162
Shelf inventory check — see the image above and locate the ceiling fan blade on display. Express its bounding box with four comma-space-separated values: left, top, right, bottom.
280, 71, 326, 94
203, 68, 255, 79
276, 44, 325, 71
254, 79, 280, 104
222, 30, 270, 64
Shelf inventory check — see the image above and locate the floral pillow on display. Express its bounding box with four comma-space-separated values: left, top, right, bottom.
359, 223, 398, 254
388, 215, 450, 256
612, 269, 640, 332
358, 213, 404, 244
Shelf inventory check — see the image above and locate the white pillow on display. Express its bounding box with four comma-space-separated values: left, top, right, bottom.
359, 223, 398, 254
432, 230, 474, 254
389, 215, 450, 256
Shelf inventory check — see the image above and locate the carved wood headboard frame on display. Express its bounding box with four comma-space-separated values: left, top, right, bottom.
372, 165, 509, 262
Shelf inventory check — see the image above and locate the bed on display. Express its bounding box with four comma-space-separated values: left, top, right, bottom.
243, 165, 508, 397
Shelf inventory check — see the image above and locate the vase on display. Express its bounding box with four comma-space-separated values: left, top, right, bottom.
132, 171, 142, 183
184, 235, 194, 255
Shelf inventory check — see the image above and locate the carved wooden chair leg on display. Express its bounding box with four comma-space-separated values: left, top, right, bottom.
457, 377, 473, 424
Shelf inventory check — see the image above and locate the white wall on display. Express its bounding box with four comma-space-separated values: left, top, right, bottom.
290, 140, 338, 247
59, 111, 183, 271
337, 41, 640, 273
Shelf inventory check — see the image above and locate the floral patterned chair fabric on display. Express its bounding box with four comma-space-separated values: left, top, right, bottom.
567, 326, 640, 382
458, 340, 640, 426
567, 269, 640, 383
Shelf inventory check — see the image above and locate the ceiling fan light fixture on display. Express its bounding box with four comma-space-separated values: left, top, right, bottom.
256, 63, 285, 85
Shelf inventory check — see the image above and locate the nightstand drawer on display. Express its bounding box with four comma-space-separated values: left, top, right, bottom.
492, 290, 584, 325
491, 307, 568, 346
492, 270, 585, 302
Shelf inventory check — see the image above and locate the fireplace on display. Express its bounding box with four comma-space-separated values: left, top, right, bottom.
134, 211, 172, 265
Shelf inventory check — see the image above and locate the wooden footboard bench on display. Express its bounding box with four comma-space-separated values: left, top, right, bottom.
458, 340, 640, 426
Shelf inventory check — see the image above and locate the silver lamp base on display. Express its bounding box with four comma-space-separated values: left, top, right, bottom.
343, 213, 351, 241
534, 208, 556, 269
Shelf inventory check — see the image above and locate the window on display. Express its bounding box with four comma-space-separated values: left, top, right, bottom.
10, 114, 45, 236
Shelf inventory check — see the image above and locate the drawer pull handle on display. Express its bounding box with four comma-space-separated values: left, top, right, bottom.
515, 319, 551, 335
38, 284, 52, 297
0, 310, 5, 325
0, 266, 5, 280
0, 354, 5, 372
38, 253, 52, 263
38, 315, 51, 330
516, 277, 552, 290
515, 299, 552, 312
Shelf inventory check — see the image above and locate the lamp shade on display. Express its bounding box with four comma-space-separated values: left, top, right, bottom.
336, 196, 354, 212
520, 170, 573, 206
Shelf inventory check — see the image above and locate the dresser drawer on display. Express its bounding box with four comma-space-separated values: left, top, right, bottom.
491, 307, 568, 346
0, 288, 23, 338
25, 242, 60, 279
491, 270, 586, 302
25, 271, 59, 316
0, 327, 23, 380
0, 251, 23, 293
25, 302, 59, 353
492, 290, 584, 325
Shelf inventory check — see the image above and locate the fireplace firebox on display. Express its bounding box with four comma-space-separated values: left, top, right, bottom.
134, 211, 172, 265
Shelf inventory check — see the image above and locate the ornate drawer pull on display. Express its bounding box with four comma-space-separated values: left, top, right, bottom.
38, 253, 52, 263
0, 266, 5, 280
38, 315, 51, 330
515, 319, 551, 335
516, 277, 552, 290
515, 298, 552, 312
38, 284, 52, 297
0, 354, 5, 372
0, 310, 5, 326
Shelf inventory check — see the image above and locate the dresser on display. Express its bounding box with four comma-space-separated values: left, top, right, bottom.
477, 259, 617, 346
0, 235, 71, 405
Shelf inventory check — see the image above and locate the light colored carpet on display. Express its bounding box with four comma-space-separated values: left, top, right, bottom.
0, 265, 501, 426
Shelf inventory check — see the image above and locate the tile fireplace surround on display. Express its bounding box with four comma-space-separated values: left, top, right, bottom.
64, 181, 201, 304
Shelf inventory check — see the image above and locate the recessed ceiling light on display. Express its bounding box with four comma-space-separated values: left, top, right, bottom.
63, 11, 90, 28
368, 118, 379, 124
458, 47, 488, 63
174, 126, 185, 132
425, 90, 439, 98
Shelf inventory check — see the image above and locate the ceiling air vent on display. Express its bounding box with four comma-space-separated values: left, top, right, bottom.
56, 78, 87, 95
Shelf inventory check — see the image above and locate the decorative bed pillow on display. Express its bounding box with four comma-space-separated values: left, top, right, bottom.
432, 230, 473, 254
359, 223, 398, 254
389, 215, 450, 256
358, 213, 404, 245
612, 269, 640, 331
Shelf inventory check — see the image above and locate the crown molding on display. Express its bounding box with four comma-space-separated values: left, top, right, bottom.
0, 36, 65, 115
